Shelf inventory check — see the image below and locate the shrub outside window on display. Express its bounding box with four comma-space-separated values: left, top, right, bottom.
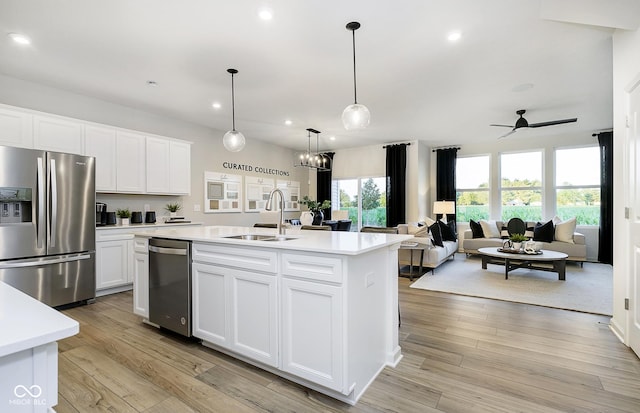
500, 151, 542, 222
456, 155, 490, 222
555, 146, 600, 225
332, 177, 386, 230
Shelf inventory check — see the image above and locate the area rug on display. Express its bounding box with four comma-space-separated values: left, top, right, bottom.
410, 254, 613, 315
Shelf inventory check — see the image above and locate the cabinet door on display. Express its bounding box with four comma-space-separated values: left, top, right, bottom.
33, 114, 84, 154
85, 125, 117, 191
169, 140, 191, 194
192, 263, 229, 346
146, 136, 171, 193
230, 269, 278, 367
133, 252, 149, 317
96, 240, 130, 290
0, 105, 33, 148
281, 277, 343, 391
116, 130, 146, 193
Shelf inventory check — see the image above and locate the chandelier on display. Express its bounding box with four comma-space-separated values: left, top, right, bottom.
295, 128, 331, 171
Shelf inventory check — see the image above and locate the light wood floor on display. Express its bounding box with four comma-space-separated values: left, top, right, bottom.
56, 278, 640, 412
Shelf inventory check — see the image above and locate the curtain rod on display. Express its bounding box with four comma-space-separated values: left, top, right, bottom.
432, 145, 461, 152
382, 142, 411, 148
591, 129, 613, 137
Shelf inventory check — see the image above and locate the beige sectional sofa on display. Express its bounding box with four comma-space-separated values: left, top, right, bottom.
462, 220, 587, 262
397, 224, 458, 272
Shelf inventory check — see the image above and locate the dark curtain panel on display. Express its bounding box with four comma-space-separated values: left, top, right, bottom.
597, 132, 613, 264
436, 148, 458, 223
386, 144, 407, 227
316, 152, 335, 220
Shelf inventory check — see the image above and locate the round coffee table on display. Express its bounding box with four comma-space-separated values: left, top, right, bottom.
478, 247, 569, 280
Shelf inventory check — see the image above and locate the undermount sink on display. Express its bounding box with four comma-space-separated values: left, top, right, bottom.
224, 234, 296, 241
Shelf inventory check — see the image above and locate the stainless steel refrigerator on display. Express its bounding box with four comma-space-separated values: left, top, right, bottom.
0, 145, 96, 307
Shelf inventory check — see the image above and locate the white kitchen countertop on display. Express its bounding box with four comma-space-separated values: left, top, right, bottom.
97, 221, 203, 230
0, 282, 79, 357
137, 225, 413, 255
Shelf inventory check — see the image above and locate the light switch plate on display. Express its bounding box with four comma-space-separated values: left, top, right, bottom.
193, 204, 201, 212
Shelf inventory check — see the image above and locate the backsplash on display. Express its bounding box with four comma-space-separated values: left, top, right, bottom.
96, 193, 183, 221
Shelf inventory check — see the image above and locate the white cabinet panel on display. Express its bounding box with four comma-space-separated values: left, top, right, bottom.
96, 239, 131, 290
33, 114, 84, 154
85, 124, 117, 191
192, 262, 229, 346
146, 136, 171, 193
116, 130, 146, 193
0, 105, 33, 148
281, 277, 343, 391
169, 140, 191, 195
133, 252, 149, 318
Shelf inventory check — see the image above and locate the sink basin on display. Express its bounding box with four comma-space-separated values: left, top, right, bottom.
224, 234, 296, 242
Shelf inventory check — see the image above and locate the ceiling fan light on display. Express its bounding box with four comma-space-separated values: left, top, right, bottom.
342, 103, 370, 130
223, 130, 246, 152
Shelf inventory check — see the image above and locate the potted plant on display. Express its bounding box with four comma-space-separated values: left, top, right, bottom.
300, 196, 331, 225
165, 202, 182, 217
509, 233, 527, 250
116, 208, 131, 226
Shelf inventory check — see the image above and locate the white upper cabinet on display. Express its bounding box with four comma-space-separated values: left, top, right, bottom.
146, 136, 191, 195
84, 124, 117, 191
0, 105, 33, 148
33, 114, 84, 154
116, 130, 146, 193
169, 140, 191, 195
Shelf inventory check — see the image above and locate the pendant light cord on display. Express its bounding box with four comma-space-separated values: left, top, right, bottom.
351, 29, 358, 105
230, 72, 236, 131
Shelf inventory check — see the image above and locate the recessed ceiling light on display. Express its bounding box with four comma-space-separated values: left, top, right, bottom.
146, 80, 158, 87
329, 136, 336, 141
447, 31, 462, 42
212, 102, 221, 109
8, 33, 31, 45
284, 120, 292, 126
512, 83, 534, 92
258, 8, 273, 20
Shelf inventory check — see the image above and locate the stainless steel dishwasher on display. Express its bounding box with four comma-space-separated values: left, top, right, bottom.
149, 238, 192, 337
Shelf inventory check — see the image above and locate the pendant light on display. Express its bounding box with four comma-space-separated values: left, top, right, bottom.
295, 128, 331, 171
223, 68, 246, 152
342, 21, 370, 130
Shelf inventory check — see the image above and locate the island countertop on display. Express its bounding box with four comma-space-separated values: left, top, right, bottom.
137, 225, 413, 255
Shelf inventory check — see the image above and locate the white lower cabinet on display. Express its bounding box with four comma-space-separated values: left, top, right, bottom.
133, 237, 149, 318
281, 277, 343, 391
192, 262, 230, 347
96, 237, 133, 291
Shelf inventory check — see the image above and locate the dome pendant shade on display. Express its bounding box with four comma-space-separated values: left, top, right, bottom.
223, 68, 246, 152
342, 21, 370, 130
342, 103, 370, 130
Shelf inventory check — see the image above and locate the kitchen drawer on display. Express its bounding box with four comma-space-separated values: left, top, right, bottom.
281, 253, 343, 284
96, 231, 135, 242
133, 236, 149, 253
192, 243, 278, 273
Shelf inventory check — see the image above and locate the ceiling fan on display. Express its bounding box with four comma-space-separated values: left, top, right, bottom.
491, 109, 577, 139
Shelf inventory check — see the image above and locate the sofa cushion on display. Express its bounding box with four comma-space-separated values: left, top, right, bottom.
480, 219, 500, 238
429, 222, 444, 247
469, 219, 484, 238
407, 223, 429, 238
533, 220, 554, 243
524, 225, 535, 239
555, 217, 576, 243
500, 224, 510, 239
438, 220, 457, 241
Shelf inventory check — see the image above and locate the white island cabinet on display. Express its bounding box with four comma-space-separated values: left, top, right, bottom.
135, 225, 411, 405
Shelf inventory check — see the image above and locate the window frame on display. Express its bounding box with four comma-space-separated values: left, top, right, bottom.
554, 145, 601, 225
455, 154, 491, 222
499, 149, 544, 222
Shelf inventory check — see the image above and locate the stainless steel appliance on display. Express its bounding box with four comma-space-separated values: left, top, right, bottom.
96, 202, 107, 226
0, 145, 96, 307
149, 238, 192, 336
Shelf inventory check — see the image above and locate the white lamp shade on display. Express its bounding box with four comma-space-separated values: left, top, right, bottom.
342, 103, 370, 130
433, 201, 455, 215
223, 130, 246, 152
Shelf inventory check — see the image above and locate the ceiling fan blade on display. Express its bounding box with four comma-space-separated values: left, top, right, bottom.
528, 118, 577, 128
490, 124, 514, 128
497, 129, 517, 140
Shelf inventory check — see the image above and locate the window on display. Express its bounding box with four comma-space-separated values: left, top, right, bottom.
555, 146, 600, 225
500, 151, 542, 221
456, 155, 490, 221
332, 177, 386, 230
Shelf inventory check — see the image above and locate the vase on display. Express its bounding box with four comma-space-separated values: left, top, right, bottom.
312, 210, 324, 226
512, 242, 522, 251
121, 218, 130, 226
300, 211, 314, 226
170, 212, 177, 217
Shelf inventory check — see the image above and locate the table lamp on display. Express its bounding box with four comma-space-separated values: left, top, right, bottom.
433, 201, 455, 223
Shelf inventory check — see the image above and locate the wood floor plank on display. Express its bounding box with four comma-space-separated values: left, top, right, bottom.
142, 396, 196, 413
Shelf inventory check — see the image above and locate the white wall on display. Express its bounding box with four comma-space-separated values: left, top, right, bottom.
611, 26, 640, 343
0, 74, 310, 225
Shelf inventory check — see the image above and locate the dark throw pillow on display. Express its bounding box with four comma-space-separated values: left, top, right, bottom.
429, 222, 444, 247
438, 220, 456, 242
469, 219, 484, 238
533, 220, 554, 243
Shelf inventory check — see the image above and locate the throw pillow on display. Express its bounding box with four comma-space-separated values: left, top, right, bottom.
555, 217, 576, 243
429, 222, 444, 247
479, 219, 500, 238
422, 217, 436, 227
408, 224, 429, 238
500, 225, 509, 239
533, 220, 554, 243
438, 220, 456, 242
524, 226, 535, 239
469, 219, 484, 238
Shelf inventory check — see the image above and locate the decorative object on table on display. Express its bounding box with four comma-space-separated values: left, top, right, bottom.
524, 239, 543, 254
116, 208, 131, 226
131, 211, 143, 224
165, 202, 182, 217
106, 211, 117, 225
222, 68, 246, 152
509, 233, 527, 251
342, 21, 370, 130
300, 211, 314, 226
295, 128, 331, 171
145, 211, 156, 223
299, 196, 331, 226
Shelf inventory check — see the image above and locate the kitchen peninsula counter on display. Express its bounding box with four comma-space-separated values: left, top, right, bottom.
134, 225, 412, 405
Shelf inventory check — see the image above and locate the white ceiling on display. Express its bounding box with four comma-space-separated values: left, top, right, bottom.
0, 0, 625, 151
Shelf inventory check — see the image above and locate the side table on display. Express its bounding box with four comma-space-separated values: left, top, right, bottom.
398, 242, 431, 280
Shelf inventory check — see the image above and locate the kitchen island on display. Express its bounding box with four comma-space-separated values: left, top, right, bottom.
134, 225, 412, 405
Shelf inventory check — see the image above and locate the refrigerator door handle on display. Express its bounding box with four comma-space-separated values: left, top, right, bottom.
36, 156, 45, 249
49, 158, 57, 248
0, 254, 91, 269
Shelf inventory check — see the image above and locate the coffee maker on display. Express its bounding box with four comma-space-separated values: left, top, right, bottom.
96, 202, 107, 226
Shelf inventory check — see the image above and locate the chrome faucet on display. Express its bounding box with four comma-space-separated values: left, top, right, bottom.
265, 188, 286, 235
